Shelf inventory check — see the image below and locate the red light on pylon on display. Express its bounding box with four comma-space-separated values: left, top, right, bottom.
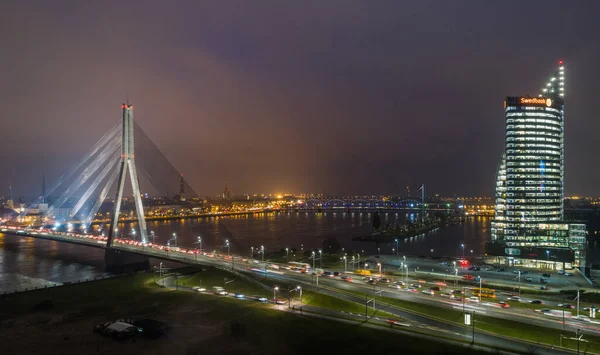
121, 104, 126, 108
559, 60, 563, 65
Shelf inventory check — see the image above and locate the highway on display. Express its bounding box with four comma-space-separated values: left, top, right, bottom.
3, 226, 598, 353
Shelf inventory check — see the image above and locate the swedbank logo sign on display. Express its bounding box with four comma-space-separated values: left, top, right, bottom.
520, 97, 552, 107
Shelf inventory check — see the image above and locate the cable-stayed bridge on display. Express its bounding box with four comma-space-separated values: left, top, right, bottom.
11, 103, 202, 271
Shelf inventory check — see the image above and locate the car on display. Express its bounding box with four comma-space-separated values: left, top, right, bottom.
540, 285, 549, 290
525, 276, 533, 282
452, 289, 464, 295
508, 296, 521, 301
368, 279, 377, 285
408, 287, 418, 293
530, 300, 544, 305
333, 272, 340, 276
539, 308, 551, 313
540, 278, 548, 284
498, 301, 510, 308
341, 276, 352, 282
218, 291, 228, 296
558, 270, 566, 275
394, 281, 405, 286
388, 284, 401, 289
468, 297, 480, 303
558, 303, 575, 309
379, 278, 390, 283
234, 293, 245, 299
430, 286, 442, 292
565, 272, 574, 277
410, 283, 422, 289
195, 287, 207, 292
439, 261, 448, 266
323, 271, 333, 277
440, 293, 455, 298
473, 266, 481, 271
542, 273, 551, 278
257, 297, 268, 302
422, 290, 434, 296
274, 299, 285, 305
192, 286, 203, 291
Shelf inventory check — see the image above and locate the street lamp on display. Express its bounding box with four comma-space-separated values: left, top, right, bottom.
319, 249, 322, 268
377, 262, 382, 275
430, 249, 434, 255
405, 265, 408, 289
364, 263, 368, 276
343, 256, 347, 272
260, 245, 265, 261
274, 286, 279, 304
312, 251, 316, 270
395, 239, 399, 257
150, 230, 156, 244
225, 239, 230, 256
285, 247, 289, 257
461, 244, 465, 259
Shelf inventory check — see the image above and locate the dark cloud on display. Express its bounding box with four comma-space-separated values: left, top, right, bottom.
1, 0, 599, 198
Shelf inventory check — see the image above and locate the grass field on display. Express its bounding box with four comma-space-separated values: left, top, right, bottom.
0, 270, 490, 355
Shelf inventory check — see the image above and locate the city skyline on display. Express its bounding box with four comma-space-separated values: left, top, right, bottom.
2, 1, 600, 197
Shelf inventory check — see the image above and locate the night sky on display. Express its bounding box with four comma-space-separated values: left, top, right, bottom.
2, 1, 599, 198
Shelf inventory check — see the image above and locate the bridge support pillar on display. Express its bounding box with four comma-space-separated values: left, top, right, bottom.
105, 248, 149, 273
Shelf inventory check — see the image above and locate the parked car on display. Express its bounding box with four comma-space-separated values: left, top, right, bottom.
558, 270, 566, 275
565, 272, 574, 277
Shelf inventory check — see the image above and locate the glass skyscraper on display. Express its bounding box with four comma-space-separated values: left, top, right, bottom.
488, 62, 585, 269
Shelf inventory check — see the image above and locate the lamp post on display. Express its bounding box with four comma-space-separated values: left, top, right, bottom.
251, 246, 254, 258
377, 262, 382, 276
461, 244, 465, 260
172, 233, 177, 247
285, 247, 289, 257
197, 236, 202, 252
319, 249, 322, 268
261, 245, 265, 261
225, 239, 230, 256
453, 261, 457, 285
395, 239, 399, 258
405, 265, 408, 289
343, 256, 347, 272
364, 263, 368, 276
274, 286, 279, 304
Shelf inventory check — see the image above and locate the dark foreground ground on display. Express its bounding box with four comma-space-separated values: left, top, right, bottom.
0, 269, 491, 355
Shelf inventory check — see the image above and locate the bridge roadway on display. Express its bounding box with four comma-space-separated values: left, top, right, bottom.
1, 226, 596, 353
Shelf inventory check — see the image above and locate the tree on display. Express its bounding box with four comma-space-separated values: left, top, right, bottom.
373, 211, 381, 230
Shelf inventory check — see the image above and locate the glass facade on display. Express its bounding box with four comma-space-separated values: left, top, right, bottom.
487, 62, 586, 268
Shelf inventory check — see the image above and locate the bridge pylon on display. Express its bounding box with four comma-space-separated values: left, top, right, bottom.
107, 103, 149, 247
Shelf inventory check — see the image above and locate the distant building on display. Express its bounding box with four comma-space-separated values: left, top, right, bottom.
487, 61, 585, 269
179, 173, 186, 202
222, 182, 231, 199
